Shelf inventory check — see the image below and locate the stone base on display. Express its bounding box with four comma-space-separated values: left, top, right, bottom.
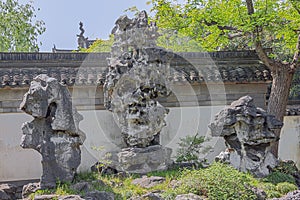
111, 145, 173, 174
216, 149, 278, 177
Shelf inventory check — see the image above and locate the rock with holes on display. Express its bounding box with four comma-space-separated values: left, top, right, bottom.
84, 191, 115, 200
132, 176, 166, 188
209, 95, 283, 177
22, 182, 40, 199
0, 183, 17, 200
103, 11, 174, 174
103, 11, 173, 148
175, 193, 204, 200
20, 74, 86, 189
110, 145, 173, 174
272, 190, 300, 200
130, 192, 163, 200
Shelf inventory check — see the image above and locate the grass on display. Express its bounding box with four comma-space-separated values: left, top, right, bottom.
29, 162, 299, 200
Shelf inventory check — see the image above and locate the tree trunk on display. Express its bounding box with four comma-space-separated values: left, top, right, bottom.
267, 64, 295, 157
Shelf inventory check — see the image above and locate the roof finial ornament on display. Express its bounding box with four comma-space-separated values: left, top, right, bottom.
77, 21, 88, 49
78, 21, 85, 37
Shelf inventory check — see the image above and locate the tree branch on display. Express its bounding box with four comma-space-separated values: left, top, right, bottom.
245, 0, 276, 70
292, 33, 300, 64
246, 0, 254, 14
291, 33, 300, 70
255, 41, 276, 70
203, 20, 238, 31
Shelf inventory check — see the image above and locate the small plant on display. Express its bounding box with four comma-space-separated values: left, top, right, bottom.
263, 171, 296, 185
147, 167, 181, 178
175, 134, 211, 166
276, 182, 298, 195
175, 162, 257, 199
91, 146, 113, 174
274, 160, 299, 175
259, 182, 282, 198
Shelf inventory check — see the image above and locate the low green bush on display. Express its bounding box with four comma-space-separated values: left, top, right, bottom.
30, 162, 298, 200
275, 160, 299, 175
276, 182, 298, 195
175, 162, 257, 200
263, 171, 296, 185
259, 182, 282, 198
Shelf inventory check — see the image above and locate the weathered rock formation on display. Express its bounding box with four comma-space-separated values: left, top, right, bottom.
209, 95, 283, 177
104, 10, 172, 148
20, 74, 86, 189
0, 183, 17, 200
175, 193, 204, 200
272, 190, 300, 200
103, 11, 173, 173
132, 175, 166, 188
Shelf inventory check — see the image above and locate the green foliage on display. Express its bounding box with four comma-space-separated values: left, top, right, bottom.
0, 0, 45, 52
275, 160, 299, 175
151, 0, 300, 60
147, 167, 181, 178
157, 30, 204, 52
276, 182, 298, 195
176, 134, 210, 165
30, 164, 297, 200
55, 181, 77, 195
175, 162, 257, 199
289, 70, 300, 99
29, 181, 77, 199
259, 182, 282, 198
90, 146, 113, 173
74, 171, 98, 182
80, 35, 114, 52
263, 171, 296, 185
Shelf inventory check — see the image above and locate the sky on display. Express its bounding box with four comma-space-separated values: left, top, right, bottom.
20, 0, 152, 52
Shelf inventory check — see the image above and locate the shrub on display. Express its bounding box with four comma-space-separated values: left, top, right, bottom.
259, 182, 282, 198
74, 171, 98, 182
263, 171, 296, 185
175, 162, 257, 199
175, 134, 212, 167
276, 182, 298, 195
274, 160, 299, 176
176, 135, 205, 163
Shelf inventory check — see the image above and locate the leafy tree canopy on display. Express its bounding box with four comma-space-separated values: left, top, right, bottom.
151, 0, 299, 61
80, 35, 114, 53
0, 0, 45, 52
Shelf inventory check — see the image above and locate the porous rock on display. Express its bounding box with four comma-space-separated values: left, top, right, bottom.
175, 193, 203, 200
272, 190, 300, 200
20, 74, 86, 189
130, 192, 163, 200
0, 183, 17, 200
113, 145, 173, 174
34, 194, 59, 200
251, 186, 267, 200
132, 176, 166, 188
70, 182, 90, 193
103, 11, 172, 148
84, 190, 115, 200
209, 95, 283, 177
22, 182, 40, 198
0, 189, 10, 200
59, 195, 85, 200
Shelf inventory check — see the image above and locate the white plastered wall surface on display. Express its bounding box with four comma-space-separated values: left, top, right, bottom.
1, 109, 299, 182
